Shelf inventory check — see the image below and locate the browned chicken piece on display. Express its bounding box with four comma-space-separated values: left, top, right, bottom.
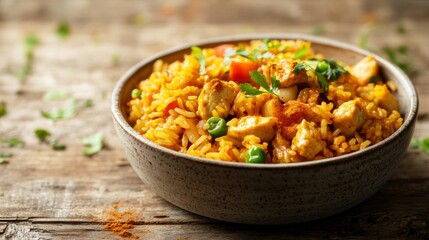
268, 60, 308, 88
373, 85, 400, 112
227, 116, 277, 142
197, 79, 239, 120
291, 119, 325, 159
262, 98, 282, 118
351, 55, 378, 85
333, 98, 368, 137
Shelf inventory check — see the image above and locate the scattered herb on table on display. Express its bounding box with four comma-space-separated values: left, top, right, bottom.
111, 54, 120, 66
0, 102, 6, 118
43, 89, 68, 101
84, 99, 94, 108
382, 46, 418, 78
83, 132, 104, 156
35, 129, 51, 142
17, 34, 39, 82
0, 158, 9, 165
191, 46, 206, 75
56, 22, 71, 39
411, 137, 429, 154
0, 138, 23, 148
50, 139, 66, 151
239, 70, 280, 98
294, 58, 349, 92
397, 22, 406, 34
41, 98, 77, 120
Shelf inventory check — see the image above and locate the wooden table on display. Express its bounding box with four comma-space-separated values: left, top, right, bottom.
1, 0, 428, 239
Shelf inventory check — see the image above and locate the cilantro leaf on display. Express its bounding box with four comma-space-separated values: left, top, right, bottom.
56, 22, 71, 39
239, 71, 280, 98
0, 152, 12, 158
41, 98, 77, 120
0, 139, 23, 148
0, 158, 9, 165
43, 89, 68, 101
293, 58, 348, 92
191, 46, 205, 75
0, 102, 6, 118
18, 34, 39, 82
51, 139, 66, 151
292, 47, 309, 60
35, 129, 51, 142
412, 137, 429, 154
83, 132, 104, 156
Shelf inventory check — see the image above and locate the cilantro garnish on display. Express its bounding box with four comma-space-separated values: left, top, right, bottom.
0, 102, 6, 118
0, 139, 23, 148
191, 46, 205, 75
383, 46, 418, 78
51, 139, 66, 151
17, 34, 39, 82
41, 98, 77, 120
294, 58, 348, 92
35, 129, 51, 142
411, 138, 429, 154
83, 132, 104, 156
43, 89, 68, 101
292, 47, 309, 60
239, 71, 280, 98
56, 22, 71, 39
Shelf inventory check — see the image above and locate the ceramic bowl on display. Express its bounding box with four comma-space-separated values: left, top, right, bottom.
111, 34, 418, 224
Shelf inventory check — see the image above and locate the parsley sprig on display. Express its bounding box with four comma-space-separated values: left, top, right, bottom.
224, 47, 274, 65
294, 58, 348, 92
239, 71, 280, 98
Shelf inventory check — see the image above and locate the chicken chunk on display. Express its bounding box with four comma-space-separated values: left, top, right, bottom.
268, 60, 308, 88
291, 119, 325, 159
262, 98, 282, 118
197, 79, 239, 120
351, 55, 378, 85
333, 99, 368, 137
227, 116, 277, 142
373, 85, 399, 112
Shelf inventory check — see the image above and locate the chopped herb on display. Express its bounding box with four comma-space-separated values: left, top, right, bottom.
358, 23, 375, 51
239, 71, 280, 98
35, 129, 51, 142
411, 137, 429, 154
0, 158, 9, 164
50, 139, 66, 151
132, 13, 145, 26
224, 48, 274, 63
292, 47, 309, 60
311, 25, 326, 35
0, 139, 23, 148
84, 99, 94, 108
83, 132, 104, 156
191, 46, 206, 75
17, 34, 39, 82
0, 152, 12, 158
397, 22, 406, 34
41, 98, 77, 120
294, 58, 348, 92
0, 102, 6, 118
43, 89, 68, 101
383, 46, 418, 78
111, 54, 120, 65
56, 22, 71, 39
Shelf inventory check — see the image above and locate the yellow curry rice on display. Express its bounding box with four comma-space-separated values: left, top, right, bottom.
127, 40, 403, 163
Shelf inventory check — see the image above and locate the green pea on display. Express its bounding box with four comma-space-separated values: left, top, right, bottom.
245, 146, 266, 163
316, 61, 329, 72
131, 88, 141, 99
206, 117, 227, 138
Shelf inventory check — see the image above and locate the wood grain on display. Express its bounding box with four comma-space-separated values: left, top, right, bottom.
1, 0, 429, 239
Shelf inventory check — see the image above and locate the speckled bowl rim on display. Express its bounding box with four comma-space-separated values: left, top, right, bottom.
112, 33, 418, 169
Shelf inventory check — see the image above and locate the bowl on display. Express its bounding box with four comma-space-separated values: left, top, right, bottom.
111, 34, 418, 224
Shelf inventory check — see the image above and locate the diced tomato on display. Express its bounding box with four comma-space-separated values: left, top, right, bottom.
163, 100, 179, 116
213, 44, 235, 57
229, 61, 259, 84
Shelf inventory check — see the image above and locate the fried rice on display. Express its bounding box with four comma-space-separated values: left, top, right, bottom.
127, 39, 403, 163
